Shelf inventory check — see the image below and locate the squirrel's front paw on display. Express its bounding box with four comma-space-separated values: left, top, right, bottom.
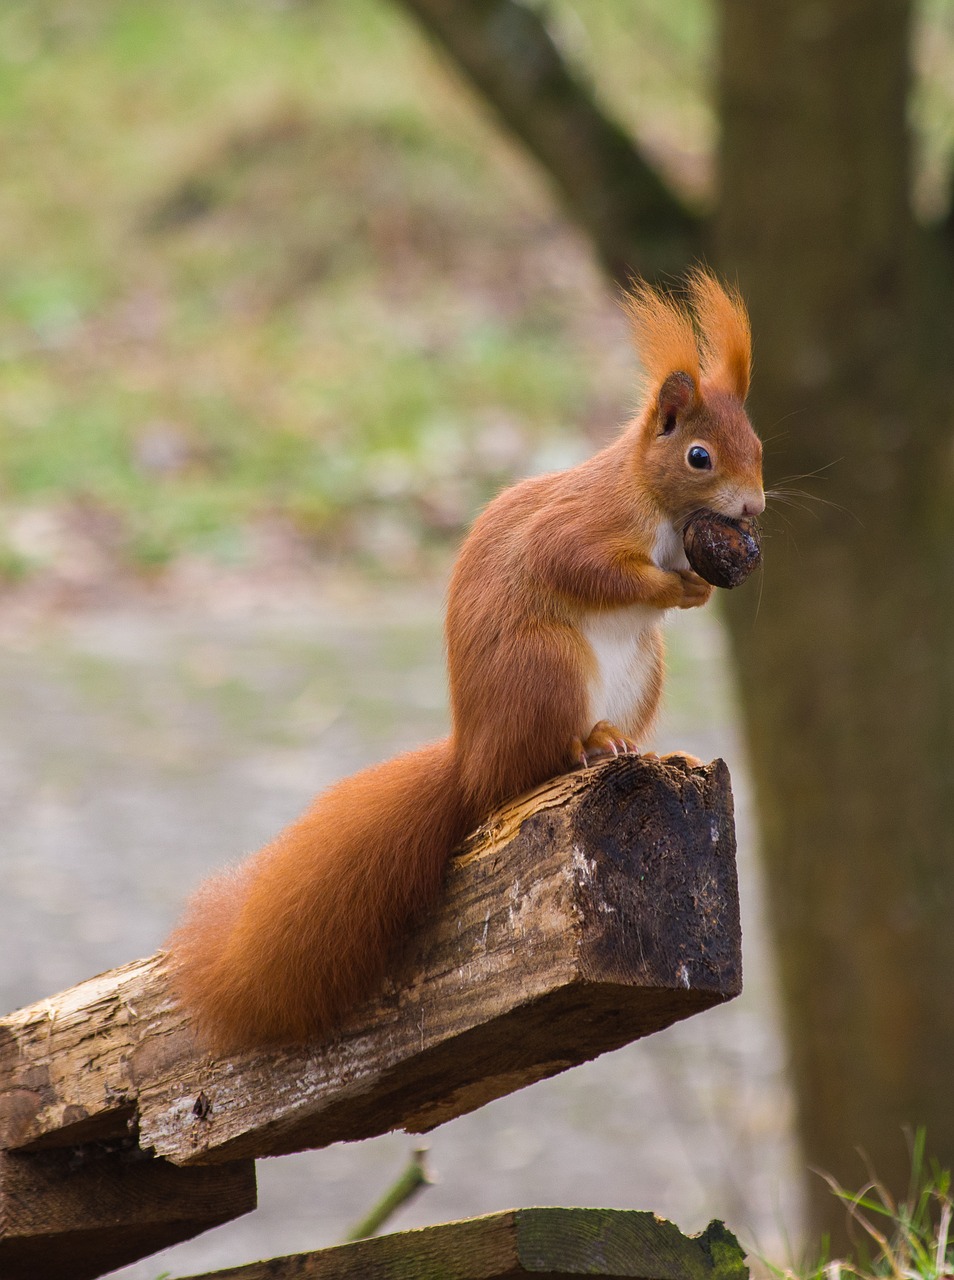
675, 569, 713, 609
572, 720, 639, 769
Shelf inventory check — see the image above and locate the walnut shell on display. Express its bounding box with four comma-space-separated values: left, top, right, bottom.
683, 511, 762, 589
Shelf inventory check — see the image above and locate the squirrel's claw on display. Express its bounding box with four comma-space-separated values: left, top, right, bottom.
575, 721, 640, 768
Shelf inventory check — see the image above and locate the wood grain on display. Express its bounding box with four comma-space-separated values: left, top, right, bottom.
174, 1207, 749, 1280
0, 1145, 255, 1280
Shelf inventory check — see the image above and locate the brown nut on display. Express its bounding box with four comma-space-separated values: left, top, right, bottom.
683, 510, 762, 589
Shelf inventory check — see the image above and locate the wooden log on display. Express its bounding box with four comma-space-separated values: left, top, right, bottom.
0, 1145, 256, 1280
174, 1207, 749, 1280
0, 757, 741, 1172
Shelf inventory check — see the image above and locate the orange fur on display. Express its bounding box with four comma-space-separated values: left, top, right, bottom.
168, 742, 470, 1048
166, 271, 764, 1054
687, 267, 752, 399
622, 279, 701, 394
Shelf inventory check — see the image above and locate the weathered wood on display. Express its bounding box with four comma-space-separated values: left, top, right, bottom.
176, 1207, 748, 1280
0, 757, 740, 1173
0, 956, 160, 1152
0, 1145, 256, 1280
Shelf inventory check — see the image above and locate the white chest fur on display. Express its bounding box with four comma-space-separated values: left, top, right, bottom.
579, 521, 687, 734
580, 604, 660, 730
650, 521, 689, 574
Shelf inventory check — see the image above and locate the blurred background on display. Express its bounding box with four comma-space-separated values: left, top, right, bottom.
2, 1, 954, 1276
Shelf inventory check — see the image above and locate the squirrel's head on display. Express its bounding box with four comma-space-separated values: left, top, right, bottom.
624, 269, 764, 525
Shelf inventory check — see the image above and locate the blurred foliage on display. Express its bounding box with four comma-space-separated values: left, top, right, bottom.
0, 0, 951, 583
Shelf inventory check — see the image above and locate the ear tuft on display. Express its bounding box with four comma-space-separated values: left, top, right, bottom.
623, 270, 752, 410
686, 267, 752, 400
622, 280, 701, 396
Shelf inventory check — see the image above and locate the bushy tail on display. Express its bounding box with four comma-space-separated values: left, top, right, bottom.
166, 739, 471, 1052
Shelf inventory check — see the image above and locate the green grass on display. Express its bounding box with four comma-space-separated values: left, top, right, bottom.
1, 0, 952, 581
771, 1133, 954, 1280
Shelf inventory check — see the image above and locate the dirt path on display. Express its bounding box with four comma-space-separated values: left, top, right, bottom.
0, 574, 804, 1274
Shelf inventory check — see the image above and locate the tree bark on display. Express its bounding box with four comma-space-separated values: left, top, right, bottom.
715, 0, 954, 1237
393, 0, 702, 281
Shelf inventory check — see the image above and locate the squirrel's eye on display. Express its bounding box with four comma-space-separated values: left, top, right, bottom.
687, 445, 712, 470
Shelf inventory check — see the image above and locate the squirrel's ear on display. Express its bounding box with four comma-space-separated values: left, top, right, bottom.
657, 370, 699, 434
687, 268, 752, 400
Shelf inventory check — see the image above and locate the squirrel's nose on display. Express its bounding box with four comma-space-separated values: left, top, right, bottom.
741, 491, 766, 517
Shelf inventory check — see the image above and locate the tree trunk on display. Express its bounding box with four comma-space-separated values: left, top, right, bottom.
392, 0, 954, 1245
715, 0, 954, 1238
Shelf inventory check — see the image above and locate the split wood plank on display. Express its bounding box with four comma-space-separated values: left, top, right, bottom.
174, 1207, 749, 1280
0, 756, 741, 1172
0, 955, 158, 1152
0, 1145, 256, 1280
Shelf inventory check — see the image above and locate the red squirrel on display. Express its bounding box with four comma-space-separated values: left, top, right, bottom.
166, 269, 764, 1053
